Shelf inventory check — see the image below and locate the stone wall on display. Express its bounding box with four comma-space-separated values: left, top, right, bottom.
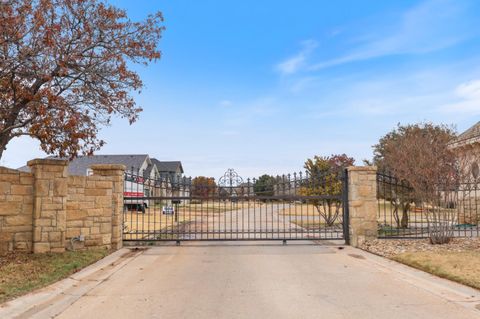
0, 167, 34, 252
66, 164, 124, 250
0, 159, 125, 254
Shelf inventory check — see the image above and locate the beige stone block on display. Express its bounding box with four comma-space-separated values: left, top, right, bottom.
11, 185, 33, 195
67, 176, 86, 187
23, 196, 33, 205
85, 188, 110, 196
0, 231, 12, 241
79, 202, 95, 210
35, 219, 53, 227
95, 181, 113, 189
6, 195, 24, 202
49, 231, 62, 242
68, 210, 88, 220
35, 180, 51, 196
87, 208, 104, 217
90, 226, 100, 235
0, 182, 10, 194
67, 202, 80, 210
40, 210, 57, 219
14, 241, 29, 251
50, 247, 66, 253
33, 242, 50, 253
41, 232, 49, 242
41, 202, 64, 211
0, 202, 21, 215
5, 214, 31, 226
95, 197, 111, 207
102, 208, 113, 217
102, 234, 111, 245
53, 179, 68, 196
67, 220, 84, 227
100, 222, 111, 234
66, 228, 81, 238
357, 185, 374, 198
0, 174, 20, 183
20, 176, 33, 185
86, 181, 96, 188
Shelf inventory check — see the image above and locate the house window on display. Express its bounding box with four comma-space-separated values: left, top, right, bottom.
472, 162, 479, 179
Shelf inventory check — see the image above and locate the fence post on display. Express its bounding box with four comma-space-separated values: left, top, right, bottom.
90, 164, 126, 250
347, 166, 378, 247
28, 159, 69, 253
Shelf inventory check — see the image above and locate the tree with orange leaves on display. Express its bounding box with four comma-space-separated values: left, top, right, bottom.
0, 0, 164, 159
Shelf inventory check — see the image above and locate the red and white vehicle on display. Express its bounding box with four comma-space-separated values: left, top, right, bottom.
124, 175, 150, 213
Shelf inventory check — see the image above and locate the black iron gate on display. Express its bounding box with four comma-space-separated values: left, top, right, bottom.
123, 169, 349, 243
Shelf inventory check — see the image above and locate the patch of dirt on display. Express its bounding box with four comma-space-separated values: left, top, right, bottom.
360, 237, 480, 258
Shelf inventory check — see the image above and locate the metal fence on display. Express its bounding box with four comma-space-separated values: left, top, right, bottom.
123, 169, 349, 242
377, 171, 480, 238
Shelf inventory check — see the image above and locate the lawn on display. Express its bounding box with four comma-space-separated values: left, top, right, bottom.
123, 211, 192, 240
290, 219, 343, 230
393, 251, 480, 290
0, 249, 109, 304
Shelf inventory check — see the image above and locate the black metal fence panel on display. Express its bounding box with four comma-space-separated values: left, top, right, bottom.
377, 171, 480, 238
123, 169, 348, 242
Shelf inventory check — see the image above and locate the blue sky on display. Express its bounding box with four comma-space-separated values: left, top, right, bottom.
3, 0, 480, 178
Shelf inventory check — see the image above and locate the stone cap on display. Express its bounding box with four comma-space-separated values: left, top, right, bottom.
90, 164, 126, 171
347, 166, 377, 172
27, 158, 69, 167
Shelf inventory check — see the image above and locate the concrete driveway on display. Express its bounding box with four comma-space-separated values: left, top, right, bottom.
1, 242, 480, 319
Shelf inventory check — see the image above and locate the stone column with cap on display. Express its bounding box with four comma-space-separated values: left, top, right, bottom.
90, 164, 126, 249
28, 158, 69, 253
347, 166, 378, 247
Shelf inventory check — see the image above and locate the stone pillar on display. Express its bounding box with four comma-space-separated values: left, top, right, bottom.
91, 164, 125, 250
28, 159, 69, 253
347, 166, 378, 247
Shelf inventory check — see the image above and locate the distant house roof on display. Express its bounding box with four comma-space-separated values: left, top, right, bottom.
450, 121, 480, 149
151, 158, 184, 174
18, 154, 149, 175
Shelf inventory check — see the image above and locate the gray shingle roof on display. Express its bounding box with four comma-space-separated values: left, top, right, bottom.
18, 154, 149, 175
151, 158, 183, 174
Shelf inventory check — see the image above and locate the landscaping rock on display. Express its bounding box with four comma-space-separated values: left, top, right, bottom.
360, 237, 480, 258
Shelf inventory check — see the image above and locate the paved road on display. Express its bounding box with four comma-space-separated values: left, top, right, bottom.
2, 242, 480, 319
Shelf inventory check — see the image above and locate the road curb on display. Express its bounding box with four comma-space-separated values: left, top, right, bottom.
0, 248, 146, 319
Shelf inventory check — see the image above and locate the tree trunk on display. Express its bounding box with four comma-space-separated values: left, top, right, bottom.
0, 134, 10, 161
400, 203, 410, 228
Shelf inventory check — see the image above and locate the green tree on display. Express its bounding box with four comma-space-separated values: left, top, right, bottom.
191, 176, 216, 199
253, 174, 276, 197
300, 154, 354, 226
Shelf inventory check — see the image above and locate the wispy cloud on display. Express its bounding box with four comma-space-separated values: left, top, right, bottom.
309, 0, 475, 70
275, 40, 318, 75
440, 80, 480, 114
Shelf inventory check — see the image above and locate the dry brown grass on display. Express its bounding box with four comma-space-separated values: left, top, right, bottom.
123, 211, 192, 240
0, 249, 109, 304
393, 251, 480, 290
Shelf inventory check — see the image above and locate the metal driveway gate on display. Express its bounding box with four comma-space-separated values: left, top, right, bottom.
123, 169, 349, 243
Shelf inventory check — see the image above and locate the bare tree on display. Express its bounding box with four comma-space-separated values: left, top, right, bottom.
374, 123, 459, 244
